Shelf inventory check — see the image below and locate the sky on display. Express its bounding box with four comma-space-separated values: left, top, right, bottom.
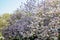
0, 0, 42, 15
0, 0, 26, 15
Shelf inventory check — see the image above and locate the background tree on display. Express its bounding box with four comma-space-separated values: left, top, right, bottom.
0, 13, 11, 29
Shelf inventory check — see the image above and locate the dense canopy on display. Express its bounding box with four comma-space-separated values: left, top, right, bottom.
0, 0, 60, 40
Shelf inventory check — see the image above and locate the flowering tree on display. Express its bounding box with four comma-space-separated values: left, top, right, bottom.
2, 0, 60, 40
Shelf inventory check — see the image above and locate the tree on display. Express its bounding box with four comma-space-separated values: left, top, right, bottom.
2, 0, 60, 40
0, 13, 11, 29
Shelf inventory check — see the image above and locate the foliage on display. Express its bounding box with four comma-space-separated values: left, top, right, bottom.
24, 0, 36, 14
8, 9, 33, 25
2, 17, 33, 40
2, 0, 60, 40
0, 13, 11, 29
0, 13, 11, 40
0, 32, 4, 40
2, 12, 60, 40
